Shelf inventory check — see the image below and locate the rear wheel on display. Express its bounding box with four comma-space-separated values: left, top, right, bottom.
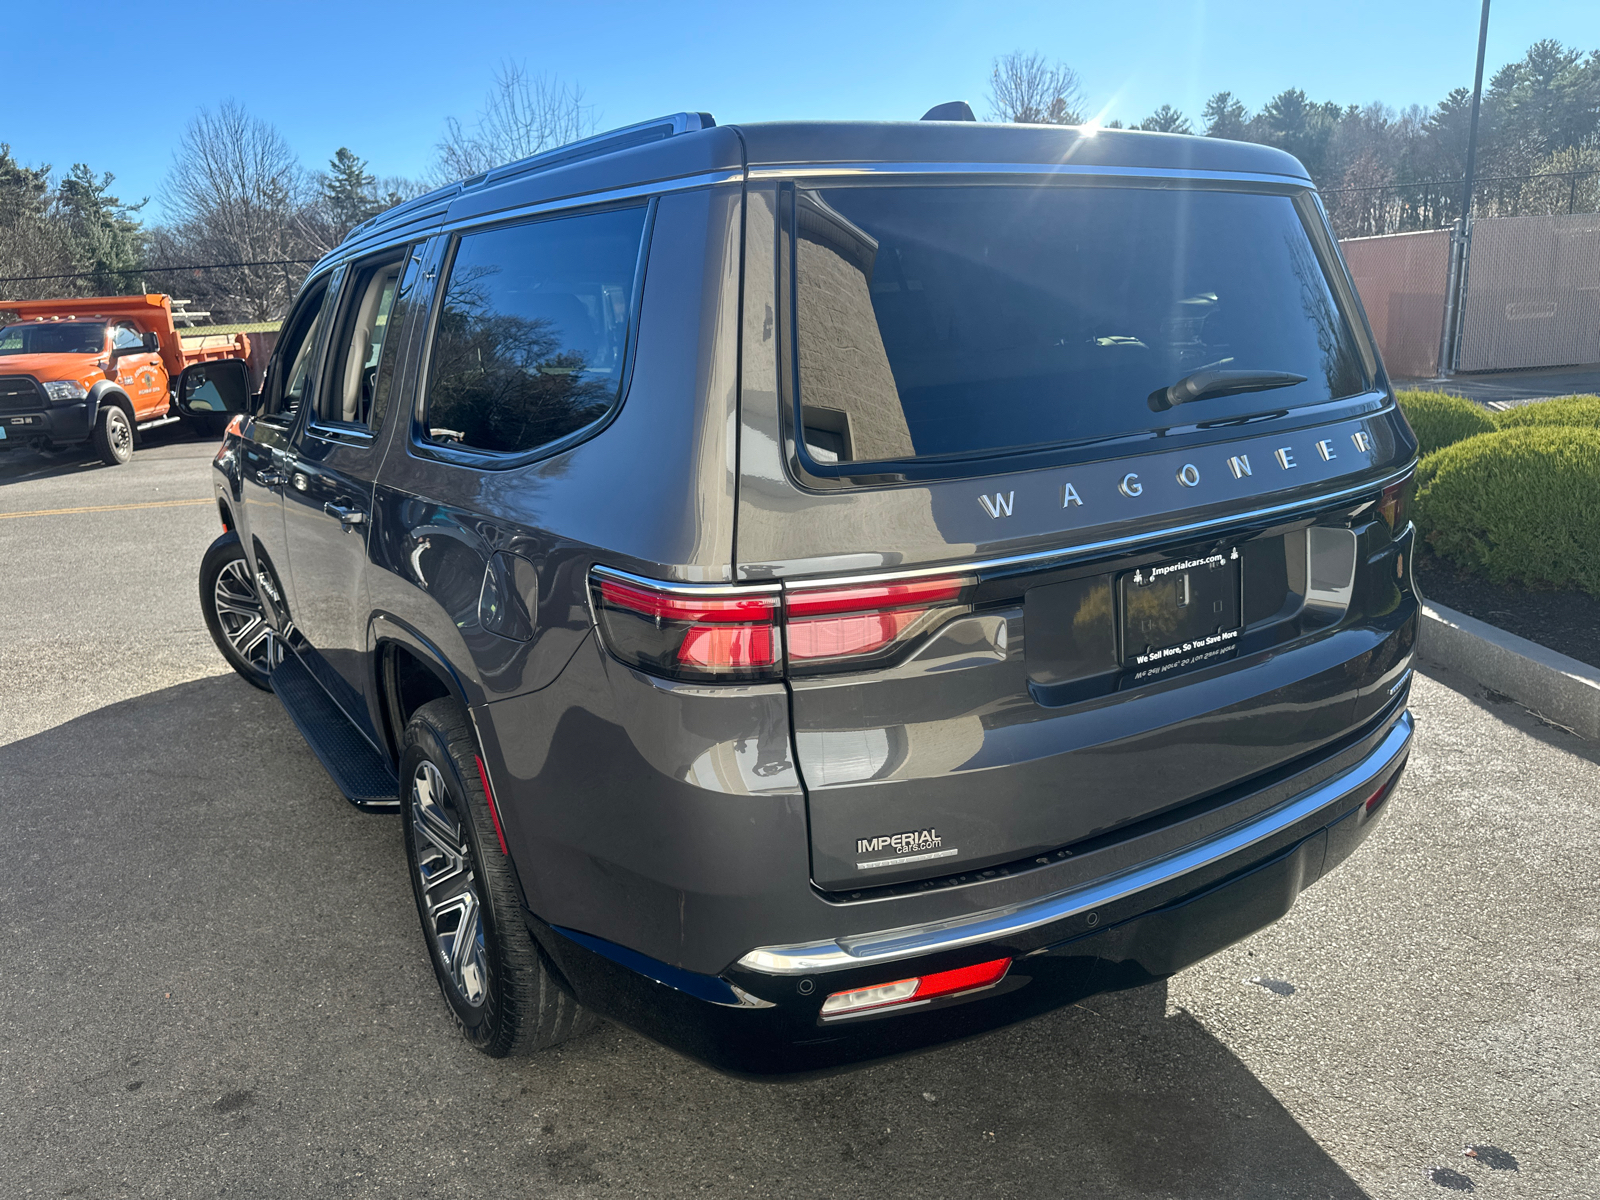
91, 403, 134, 466
401, 698, 598, 1056
199, 533, 273, 690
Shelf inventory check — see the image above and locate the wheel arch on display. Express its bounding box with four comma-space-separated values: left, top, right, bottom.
85, 380, 134, 426
372, 615, 477, 763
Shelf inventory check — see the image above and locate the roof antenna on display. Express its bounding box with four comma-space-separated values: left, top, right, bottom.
921, 101, 976, 121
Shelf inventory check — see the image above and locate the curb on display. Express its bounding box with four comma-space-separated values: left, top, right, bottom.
1418, 601, 1600, 741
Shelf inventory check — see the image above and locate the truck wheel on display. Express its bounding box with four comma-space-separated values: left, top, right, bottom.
91, 403, 134, 466
401, 698, 598, 1057
199, 533, 273, 691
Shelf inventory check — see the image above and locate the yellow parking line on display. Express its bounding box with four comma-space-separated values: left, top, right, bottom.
0, 498, 213, 520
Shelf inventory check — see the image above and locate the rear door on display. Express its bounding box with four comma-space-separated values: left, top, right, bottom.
735, 176, 1413, 893
278, 246, 424, 737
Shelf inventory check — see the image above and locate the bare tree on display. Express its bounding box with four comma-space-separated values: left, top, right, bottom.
986, 52, 1085, 125
434, 61, 597, 182
156, 102, 318, 321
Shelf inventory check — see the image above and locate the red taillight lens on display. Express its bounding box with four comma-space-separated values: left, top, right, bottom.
820, 956, 1012, 1018
591, 572, 781, 682
1378, 471, 1414, 533
589, 569, 974, 682
785, 575, 972, 671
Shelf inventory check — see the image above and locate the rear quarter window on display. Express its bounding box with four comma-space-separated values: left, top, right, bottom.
421, 205, 650, 458
791, 183, 1371, 470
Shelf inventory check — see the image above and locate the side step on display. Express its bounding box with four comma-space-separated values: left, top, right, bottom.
269, 651, 399, 812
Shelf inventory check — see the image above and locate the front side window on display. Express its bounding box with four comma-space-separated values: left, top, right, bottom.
266, 281, 330, 419
422, 205, 648, 456
792, 185, 1371, 467
112, 323, 144, 350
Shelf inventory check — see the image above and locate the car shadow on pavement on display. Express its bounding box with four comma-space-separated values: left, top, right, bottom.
0, 674, 1371, 1199
1418, 661, 1600, 767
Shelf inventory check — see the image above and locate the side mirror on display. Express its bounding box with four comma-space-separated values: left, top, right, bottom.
142, 330, 159, 352
175, 358, 254, 417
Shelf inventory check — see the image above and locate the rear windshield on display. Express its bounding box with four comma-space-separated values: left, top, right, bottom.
0, 321, 106, 355
791, 185, 1370, 466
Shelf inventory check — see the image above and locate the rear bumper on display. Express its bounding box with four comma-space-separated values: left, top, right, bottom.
533, 704, 1413, 1078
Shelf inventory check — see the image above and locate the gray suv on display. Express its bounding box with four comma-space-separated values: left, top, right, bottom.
182, 109, 1418, 1077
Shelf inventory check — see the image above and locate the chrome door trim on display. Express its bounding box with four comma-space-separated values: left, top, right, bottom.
737, 710, 1413, 975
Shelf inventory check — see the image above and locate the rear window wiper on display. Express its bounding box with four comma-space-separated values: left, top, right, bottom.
1149, 368, 1307, 413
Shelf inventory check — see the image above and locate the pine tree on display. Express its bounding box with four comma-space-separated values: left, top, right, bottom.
1202, 92, 1250, 140
1139, 105, 1193, 134
321, 147, 380, 238
56, 164, 145, 295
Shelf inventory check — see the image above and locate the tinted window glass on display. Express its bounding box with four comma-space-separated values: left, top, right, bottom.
319, 256, 403, 427
423, 206, 647, 455
268, 281, 329, 419
112, 323, 144, 350
793, 186, 1370, 465
368, 249, 426, 432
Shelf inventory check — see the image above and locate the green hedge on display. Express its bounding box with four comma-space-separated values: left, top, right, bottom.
1415, 425, 1600, 597
1395, 389, 1496, 456
1493, 394, 1600, 432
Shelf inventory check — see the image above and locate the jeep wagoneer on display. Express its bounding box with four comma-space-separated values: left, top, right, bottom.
181, 108, 1418, 1076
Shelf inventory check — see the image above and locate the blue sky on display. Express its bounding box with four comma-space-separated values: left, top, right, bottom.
3, 0, 1596, 219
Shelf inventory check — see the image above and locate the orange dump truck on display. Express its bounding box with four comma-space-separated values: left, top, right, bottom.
0, 293, 251, 465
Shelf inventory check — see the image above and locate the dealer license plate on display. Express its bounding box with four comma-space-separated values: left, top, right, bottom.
1120, 548, 1242, 675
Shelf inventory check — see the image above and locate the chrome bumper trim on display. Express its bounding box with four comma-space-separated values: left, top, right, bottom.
737, 710, 1414, 976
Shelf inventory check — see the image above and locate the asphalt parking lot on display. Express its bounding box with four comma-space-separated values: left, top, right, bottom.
2, 434, 1596, 1199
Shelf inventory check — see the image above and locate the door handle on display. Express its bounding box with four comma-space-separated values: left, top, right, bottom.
323, 503, 367, 529
256, 470, 288, 487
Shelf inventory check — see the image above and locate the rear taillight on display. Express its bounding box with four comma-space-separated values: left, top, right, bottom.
588, 568, 973, 682
590, 571, 782, 683
785, 574, 973, 673
1378, 470, 1414, 533
820, 957, 1012, 1018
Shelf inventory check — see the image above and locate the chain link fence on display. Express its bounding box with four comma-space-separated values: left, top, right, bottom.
1455, 213, 1600, 373
1324, 169, 1600, 240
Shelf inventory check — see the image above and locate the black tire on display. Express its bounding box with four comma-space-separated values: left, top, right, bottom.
199, 533, 273, 690
91, 402, 134, 466
400, 698, 597, 1057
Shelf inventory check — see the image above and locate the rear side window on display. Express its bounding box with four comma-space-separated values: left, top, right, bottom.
791, 185, 1370, 467
422, 205, 649, 457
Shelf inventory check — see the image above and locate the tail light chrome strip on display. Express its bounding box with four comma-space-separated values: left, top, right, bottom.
737, 709, 1414, 976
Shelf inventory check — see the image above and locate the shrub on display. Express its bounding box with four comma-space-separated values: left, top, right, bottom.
1493, 394, 1600, 432
1415, 426, 1600, 597
1395, 389, 1496, 456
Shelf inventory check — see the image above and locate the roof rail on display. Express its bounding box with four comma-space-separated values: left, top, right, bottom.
475, 111, 715, 189
343, 112, 716, 245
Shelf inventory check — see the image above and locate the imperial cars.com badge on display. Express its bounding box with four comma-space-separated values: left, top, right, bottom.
855, 829, 957, 870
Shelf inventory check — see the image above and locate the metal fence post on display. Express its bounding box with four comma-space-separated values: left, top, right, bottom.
1437, 219, 1465, 378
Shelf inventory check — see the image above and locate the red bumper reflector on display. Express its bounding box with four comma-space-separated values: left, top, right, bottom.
820, 956, 1012, 1017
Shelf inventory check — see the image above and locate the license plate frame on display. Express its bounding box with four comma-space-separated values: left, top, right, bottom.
1119, 548, 1243, 675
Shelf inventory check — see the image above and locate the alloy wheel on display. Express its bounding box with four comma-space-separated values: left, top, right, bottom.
410, 760, 489, 1007
212, 559, 273, 668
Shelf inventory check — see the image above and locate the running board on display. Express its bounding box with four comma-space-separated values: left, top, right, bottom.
269, 651, 399, 812
135, 414, 182, 432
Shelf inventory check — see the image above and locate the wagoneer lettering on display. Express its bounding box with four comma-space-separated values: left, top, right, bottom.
191, 106, 1418, 1079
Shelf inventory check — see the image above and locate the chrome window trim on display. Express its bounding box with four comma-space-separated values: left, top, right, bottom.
762, 462, 1415, 590
746, 162, 1312, 187
437, 169, 744, 237
737, 709, 1413, 975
